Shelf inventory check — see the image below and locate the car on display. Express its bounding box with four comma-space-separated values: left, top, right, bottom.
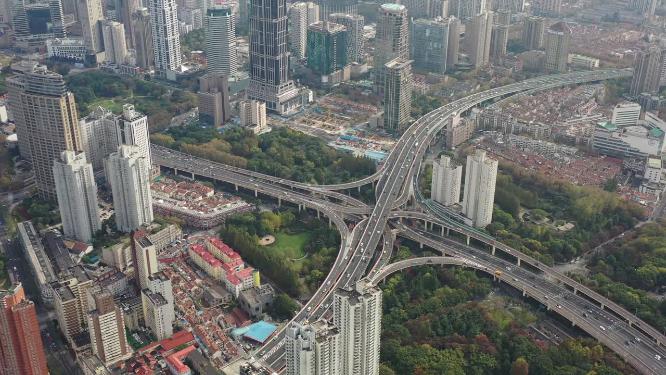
599, 326, 606, 331
655, 355, 661, 361
556, 305, 562, 309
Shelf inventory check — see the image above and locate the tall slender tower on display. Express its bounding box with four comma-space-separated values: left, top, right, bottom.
115, 104, 151, 166
0, 283, 49, 375
462, 149, 498, 228
630, 46, 662, 97
105, 145, 154, 233
148, 0, 182, 80
205, 6, 237, 76
7, 62, 82, 201
315, 0, 358, 19
329, 13, 365, 64
431, 155, 462, 206
247, 0, 301, 114
450, 0, 487, 19
411, 17, 452, 74
544, 21, 571, 73
374, 3, 409, 93
383, 59, 413, 133
53, 151, 101, 243
285, 321, 341, 375
131, 232, 158, 290
102, 20, 128, 64
289, 2, 320, 60
115, 0, 141, 48
88, 292, 132, 367
464, 11, 494, 68
78, 0, 104, 54
522, 16, 545, 50
132, 7, 154, 69
141, 272, 175, 340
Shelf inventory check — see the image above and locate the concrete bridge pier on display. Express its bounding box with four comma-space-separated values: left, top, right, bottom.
357, 186, 361, 193
254, 189, 258, 197
317, 210, 320, 219
278, 198, 282, 207
298, 204, 302, 212
517, 258, 521, 266
466, 235, 470, 246
522, 290, 526, 297
328, 217, 332, 226
446, 227, 450, 236
440, 226, 445, 236
419, 242, 424, 249
235, 184, 238, 191
491, 246, 496, 255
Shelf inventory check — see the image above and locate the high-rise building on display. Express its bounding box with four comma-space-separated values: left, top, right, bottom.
289, 2, 320, 60
78, 0, 104, 54
53, 151, 101, 243
447, 16, 461, 70
88, 292, 132, 367
131, 233, 158, 290
106, 145, 154, 233
102, 20, 128, 64
198, 74, 231, 126
374, 3, 409, 93
141, 272, 174, 340
306, 21, 348, 75
431, 155, 462, 206
116, 104, 151, 165
383, 59, 412, 133
532, 0, 561, 17
490, 11, 510, 62
449, 0, 487, 19
51, 267, 93, 344
611, 102, 642, 127
239, 100, 268, 133
464, 11, 494, 68
329, 13, 364, 64
286, 321, 341, 375
522, 16, 545, 50
400, 0, 449, 18
491, 0, 524, 13
629, 0, 659, 19
148, 0, 182, 80
205, 6, 237, 76
115, 0, 141, 48
630, 46, 662, 97
315, 0, 357, 20
49, 0, 67, 38
7, 62, 82, 201
462, 149, 498, 228
132, 7, 154, 69
544, 21, 571, 73
411, 17, 453, 74
0, 283, 48, 375
333, 281, 382, 375
247, 0, 301, 114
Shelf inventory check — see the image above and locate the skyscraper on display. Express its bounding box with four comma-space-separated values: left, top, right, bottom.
329, 13, 365, 64
79, 107, 117, 171
286, 321, 341, 375
289, 2, 320, 60
411, 17, 452, 74
306, 21, 348, 75
239, 100, 268, 133
464, 11, 494, 68
447, 16, 461, 70
544, 21, 571, 73
400, 0, 449, 18
315, 0, 357, 19
132, 7, 154, 69
491, 0, 525, 12
431, 155, 462, 206
247, 0, 301, 114
0, 283, 48, 375
490, 10, 510, 62
131, 233, 158, 290
532, 0, 561, 17
333, 281, 382, 375
116, 104, 151, 166
148, 0, 182, 80
374, 3, 409, 93
462, 149, 498, 228
53, 151, 101, 243
630, 46, 662, 97
7, 62, 82, 201
88, 292, 132, 367
141, 272, 175, 340
78, 0, 104, 54
106, 145, 154, 233
102, 20, 128, 64
522, 16, 545, 50
115, 0, 141, 48
205, 6, 237, 76
49, 0, 67, 38
383, 59, 412, 133
449, 0, 487, 19
198, 74, 231, 126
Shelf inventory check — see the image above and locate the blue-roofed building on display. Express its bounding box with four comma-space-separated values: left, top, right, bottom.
241, 321, 277, 344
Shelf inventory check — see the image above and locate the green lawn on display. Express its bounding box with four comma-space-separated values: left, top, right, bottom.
266, 232, 310, 260
87, 98, 125, 113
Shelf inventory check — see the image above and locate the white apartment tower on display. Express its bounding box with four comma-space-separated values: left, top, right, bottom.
79, 107, 118, 171
116, 104, 151, 166
53, 151, 101, 243
286, 321, 341, 375
141, 272, 175, 340
329, 13, 364, 64
289, 2, 320, 60
462, 149, 498, 228
105, 145, 154, 233
102, 20, 128, 64
78, 0, 105, 54
611, 102, 642, 127
239, 99, 268, 133
544, 22, 571, 73
87, 293, 131, 367
205, 6, 237, 76
333, 281, 382, 375
374, 3, 409, 93
148, 0, 182, 80
132, 235, 158, 290
431, 155, 462, 206
464, 11, 494, 68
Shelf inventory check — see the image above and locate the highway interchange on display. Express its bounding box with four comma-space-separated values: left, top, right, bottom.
152, 68, 665, 374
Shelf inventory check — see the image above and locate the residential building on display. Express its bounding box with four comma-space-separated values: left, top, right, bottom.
490, 10, 510, 62
491, 0, 525, 12
285, 321, 340, 375
115, 0, 141, 48
630, 46, 662, 97
239, 284, 275, 319
383, 58, 413, 133
0, 284, 48, 375
400, 0, 449, 18
532, 0, 561, 16
47, 38, 88, 62
374, 3, 409, 93
17, 222, 57, 302
544, 21, 571, 73
462, 149, 498, 228
132, 8, 154, 69
446, 116, 476, 149
447, 16, 461, 70
522, 16, 544, 50
51, 267, 93, 345
289, 2, 320, 60
449, 0, 487, 19
329, 13, 364, 63
6, 62, 83, 201
106, 145, 154, 232
410, 17, 452, 74
141, 272, 175, 340
306, 21, 348, 76
116, 104, 151, 165
205, 6, 237, 76
644, 156, 662, 184
239, 99, 268, 133
131, 233, 158, 290
431, 155, 462, 206
568, 54, 599, 70
87, 293, 132, 367
53, 151, 101, 243
148, 0, 182, 80
464, 12, 494, 68
79, 108, 116, 171
315, 0, 358, 19
247, 0, 301, 114
611, 102, 642, 127
198, 74, 231, 126
333, 281, 382, 375
101, 20, 128, 64
78, 0, 104, 54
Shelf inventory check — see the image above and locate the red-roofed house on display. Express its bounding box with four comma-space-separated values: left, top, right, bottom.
206, 237, 242, 263
165, 345, 196, 375
188, 244, 223, 280
159, 330, 195, 354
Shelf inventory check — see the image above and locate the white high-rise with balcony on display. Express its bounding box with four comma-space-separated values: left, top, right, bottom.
431, 155, 462, 206
53, 151, 101, 243
289, 2, 320, 60
286, 321, 340, 375
148, 0, 182, 80
141, 272, 174, 340
115, 104, 151, 166
462, 149, 498, 228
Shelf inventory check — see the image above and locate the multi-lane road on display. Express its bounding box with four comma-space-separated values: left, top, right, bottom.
152, 69, 665, 374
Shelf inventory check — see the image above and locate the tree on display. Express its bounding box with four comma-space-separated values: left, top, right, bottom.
511, 357, 529, 375
269, 293, 299, 320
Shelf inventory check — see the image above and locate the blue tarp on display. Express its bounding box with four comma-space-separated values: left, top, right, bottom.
242, 321, 277, 344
